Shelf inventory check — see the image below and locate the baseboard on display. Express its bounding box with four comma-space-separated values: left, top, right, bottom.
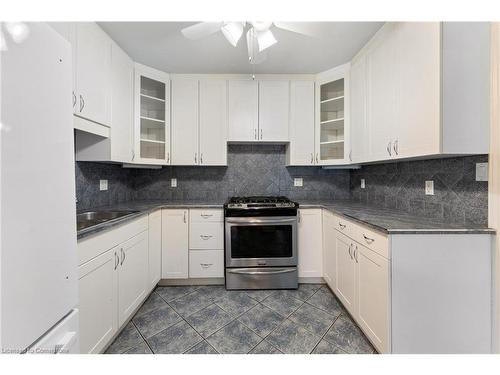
158, 278, 225, 286
299, 277, 326, 284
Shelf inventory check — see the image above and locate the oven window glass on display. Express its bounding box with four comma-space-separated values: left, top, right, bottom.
231, 225, 293, 258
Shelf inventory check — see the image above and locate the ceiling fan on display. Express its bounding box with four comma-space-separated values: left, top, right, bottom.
181, 22, 318, 64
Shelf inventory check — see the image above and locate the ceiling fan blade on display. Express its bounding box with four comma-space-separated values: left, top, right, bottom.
181, 22, 223, 40
273, 22, 322, 38
246, 28, 267, 65
256, 29, 277, 52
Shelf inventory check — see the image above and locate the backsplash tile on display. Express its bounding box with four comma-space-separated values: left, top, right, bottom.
350, 155, 488, 225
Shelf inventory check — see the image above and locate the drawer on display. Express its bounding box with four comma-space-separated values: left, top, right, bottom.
189, 250, 224, 278
351, 224, 389, 259
189, 222, 224, 249
190, 209, 223, 223
333, 215, 356, 240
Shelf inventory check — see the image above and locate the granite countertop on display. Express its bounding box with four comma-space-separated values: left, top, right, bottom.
77, 199, 495, 240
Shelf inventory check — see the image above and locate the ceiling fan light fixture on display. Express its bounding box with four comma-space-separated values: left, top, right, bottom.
256, 29, 277, 52
221, 22, 244, 47
250, 21, 273, 32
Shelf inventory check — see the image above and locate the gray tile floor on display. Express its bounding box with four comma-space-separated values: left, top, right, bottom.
105, 284, 376, 354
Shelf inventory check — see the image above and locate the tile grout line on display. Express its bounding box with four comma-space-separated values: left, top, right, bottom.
131, 320, 156, 354
180, 313, 216, 354
308, 313, 343, 354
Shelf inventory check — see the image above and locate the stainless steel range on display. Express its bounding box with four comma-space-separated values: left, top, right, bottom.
224, 196, 299, 290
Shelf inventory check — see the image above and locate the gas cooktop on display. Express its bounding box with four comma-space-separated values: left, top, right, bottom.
225, 196, 298, 209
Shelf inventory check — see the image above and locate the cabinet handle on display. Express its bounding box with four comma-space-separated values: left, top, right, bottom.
298, 210, 301, 223
349, 150, 352, 162
114, 251, 119, 270
167, 152, 170, 163
316, 153, 319, 164
393, 139, 398, 155
201, 214, 213, 218
79, 94, 84, 112
311, 153, 314, 164
72, 91, 76, 108
194, 153, 197, 164
354, 245, 359, 263
348, 243, 353, 259
254, 129, 257, 140
200, 263, 213, 268
132, 150, 135, 161
200, 235, 213, 240
338, 222, 346, 230
183, 211, 187, 223
260, 129, 263, 140
120, 248, 125, 266
200, 153, 203, 164
387, 141, 392, 156
363, 234, 375, 244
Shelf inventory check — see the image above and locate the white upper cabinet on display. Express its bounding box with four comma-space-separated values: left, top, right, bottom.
199, 79, 228, 165
394, 22, 440, 159
171, 79, 199, 165
287, 81, 316, 165
75, 23, 111, 127
109, 42, 134, 163
349, 54, 367, 164
258, 80, 290, 141
228, 80, 259, 141
365, 24, 397, 162
316, 64, 350, 165
134, 64, 170, 165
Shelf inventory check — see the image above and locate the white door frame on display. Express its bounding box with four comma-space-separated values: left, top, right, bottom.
489, 22, 500, 354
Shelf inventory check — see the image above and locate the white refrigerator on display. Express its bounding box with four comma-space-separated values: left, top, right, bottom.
0, 22, 79, 353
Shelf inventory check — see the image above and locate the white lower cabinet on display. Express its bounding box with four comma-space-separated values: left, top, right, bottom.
297, 209, 323, 278
161, 209, 189, 279
117, 232, 148, 326
322, 210, 336, 290
78, 248, 118, 354
334, 230, 357, 313
148, 210, 162, 289
356, 243, 390, 353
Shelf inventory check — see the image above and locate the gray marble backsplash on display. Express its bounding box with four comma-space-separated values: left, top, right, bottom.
350, 155, 488, 225
75, 145, 489, 225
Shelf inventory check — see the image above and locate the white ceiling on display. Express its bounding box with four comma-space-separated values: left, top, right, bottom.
98, 22, 384, 74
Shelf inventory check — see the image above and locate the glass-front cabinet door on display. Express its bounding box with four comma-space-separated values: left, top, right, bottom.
134, 63, 170, 165
315, 64, 350, 165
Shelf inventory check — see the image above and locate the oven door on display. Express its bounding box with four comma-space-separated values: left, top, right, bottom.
225, 216, 297, 268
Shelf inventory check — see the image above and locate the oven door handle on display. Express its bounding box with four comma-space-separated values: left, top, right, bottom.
226, 268, 296, 275
225, 217, 297, 225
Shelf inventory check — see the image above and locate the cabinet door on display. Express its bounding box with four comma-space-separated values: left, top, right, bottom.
148, 210, 162, 290
199, 79, 227, 165
110, 42, 133, 163
322, 211, 336, 290
118, 231, 148, 326
75, 23, 111, 126
297, 209, 323, 278
162, 209, 189, 279
365, 24, 397, 162
355, 243, 390, 353
259, 80, 290, 141
289, 81, 315, 165
335, 230, 356, 315
395, 22, 441, 159
350, 55, 367, 163
228, 80, 258, 141
79, 248, 118, 354
171, 79, 199, 165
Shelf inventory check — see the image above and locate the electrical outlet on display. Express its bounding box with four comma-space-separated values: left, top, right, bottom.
476, 162, 488, 181
361, 179, 365, 189
99, 179, 108, 191
171, 178, 177, 188
425, 180, 434, 195
294, 178, 303, 187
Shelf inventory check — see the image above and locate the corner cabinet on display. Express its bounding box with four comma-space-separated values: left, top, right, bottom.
134, 63, 171, 165
315, 64, 350, 165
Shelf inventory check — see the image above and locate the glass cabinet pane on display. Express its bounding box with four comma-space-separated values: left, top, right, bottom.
319, 78, 345, 162
139, 75, 166, 160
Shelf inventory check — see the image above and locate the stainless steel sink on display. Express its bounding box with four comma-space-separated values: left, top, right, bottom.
77, 210, 139, 231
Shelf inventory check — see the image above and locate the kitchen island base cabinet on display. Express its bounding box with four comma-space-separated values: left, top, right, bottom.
161, 209, 189, 279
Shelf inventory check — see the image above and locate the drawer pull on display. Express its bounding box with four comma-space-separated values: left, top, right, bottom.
200, 235, 213, 240
354, 245, 359, 263
339, 222, 346, 230
200, 214, 213, 218
200, 263, 213, 268
348, 243, 353, 259
363, 234, 375, 244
